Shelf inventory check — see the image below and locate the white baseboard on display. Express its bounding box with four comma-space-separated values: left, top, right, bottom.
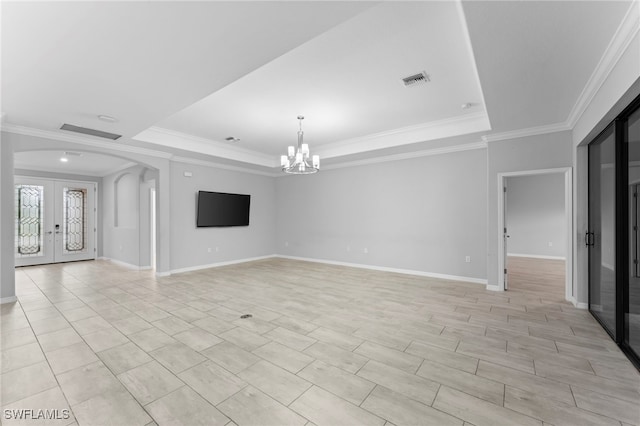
168, 254, 278, 276
507, 253, 566, 260
486, 285, 503, 292
0, 296, 17, 304
575, 302, 588, 309
99, 257, 150, 271
276, 255, 488, 285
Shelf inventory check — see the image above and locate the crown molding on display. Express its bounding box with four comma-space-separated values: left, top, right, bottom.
566, 0, 640, 129
316, 112, 491, 159
481, 122, 571, 143
14, 161, 137, 178
135, 126, 275, 168
1, 123, 174, 159
302, 141, 488, 173
172, 156, 278, 177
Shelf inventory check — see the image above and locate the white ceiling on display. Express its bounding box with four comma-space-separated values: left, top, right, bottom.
1, 1, 633, 173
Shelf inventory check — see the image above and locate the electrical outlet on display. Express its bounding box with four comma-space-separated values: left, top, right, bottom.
364, 247, 368, 254
347, 245, 351, 252
548, 242, 553, 247
207, 248, 212, 253
284, 241, 289, 247
216, 247, 219, 252
465, 256, 471, 263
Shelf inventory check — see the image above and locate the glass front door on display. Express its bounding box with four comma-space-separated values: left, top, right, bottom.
588, 123, 617, 338
15, 177, 96, 267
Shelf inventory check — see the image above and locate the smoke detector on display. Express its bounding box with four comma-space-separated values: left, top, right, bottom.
402, 71, 430, 87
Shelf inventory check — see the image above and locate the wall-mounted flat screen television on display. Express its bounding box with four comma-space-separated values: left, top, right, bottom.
196, 191, 250, 227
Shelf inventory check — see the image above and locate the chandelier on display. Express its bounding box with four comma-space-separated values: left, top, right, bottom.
280, 115, 320, 174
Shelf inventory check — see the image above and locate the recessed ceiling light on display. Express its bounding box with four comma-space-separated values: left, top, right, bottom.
60, 157, 69, 163
461, 103, 475, 110
97, 115, 117, 123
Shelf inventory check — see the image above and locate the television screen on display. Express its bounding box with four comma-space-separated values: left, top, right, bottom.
196, 191, 250, 227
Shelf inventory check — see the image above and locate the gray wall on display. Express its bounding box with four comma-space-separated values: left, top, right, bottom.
487, 131, 573, 287
276, 148, 488, 281
506, 173, 566, 258
102, 165, 146, 267
1, 138, 15, 301
169, 162, 276, 272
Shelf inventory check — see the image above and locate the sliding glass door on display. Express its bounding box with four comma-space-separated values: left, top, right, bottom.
588, 93, 640, 369
588, 123, 617, 338
627, 105, 640, 360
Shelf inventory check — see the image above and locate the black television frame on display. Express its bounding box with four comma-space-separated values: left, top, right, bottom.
196, 190, 251, 228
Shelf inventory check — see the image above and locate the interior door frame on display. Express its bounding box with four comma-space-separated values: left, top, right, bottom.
496, 167, 574, 304
15, 175, 98, 266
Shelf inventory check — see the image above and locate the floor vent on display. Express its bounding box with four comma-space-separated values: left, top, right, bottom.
60, 124, 121, 140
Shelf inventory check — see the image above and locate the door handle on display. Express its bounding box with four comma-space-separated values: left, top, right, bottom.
585, 232, 595, 246
45, 231, 53, 235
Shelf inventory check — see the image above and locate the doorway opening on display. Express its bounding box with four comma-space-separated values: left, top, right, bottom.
497, 167, 574, 303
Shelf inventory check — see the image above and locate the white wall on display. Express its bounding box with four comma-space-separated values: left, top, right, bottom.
506, 173, 566, 258
276, 148, 488, 282
169, 161, 276, 272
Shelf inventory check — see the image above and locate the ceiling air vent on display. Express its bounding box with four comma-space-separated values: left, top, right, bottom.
60, 124, 121, 140
402, 71, 430, 87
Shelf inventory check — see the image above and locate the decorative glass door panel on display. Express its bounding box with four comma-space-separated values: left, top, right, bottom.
15, 178, 95, 266
63, 188, 87, 254
16, 185, 44, 256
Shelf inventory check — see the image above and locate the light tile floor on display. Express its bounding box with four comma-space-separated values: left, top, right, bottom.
1, 257, 639, 426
